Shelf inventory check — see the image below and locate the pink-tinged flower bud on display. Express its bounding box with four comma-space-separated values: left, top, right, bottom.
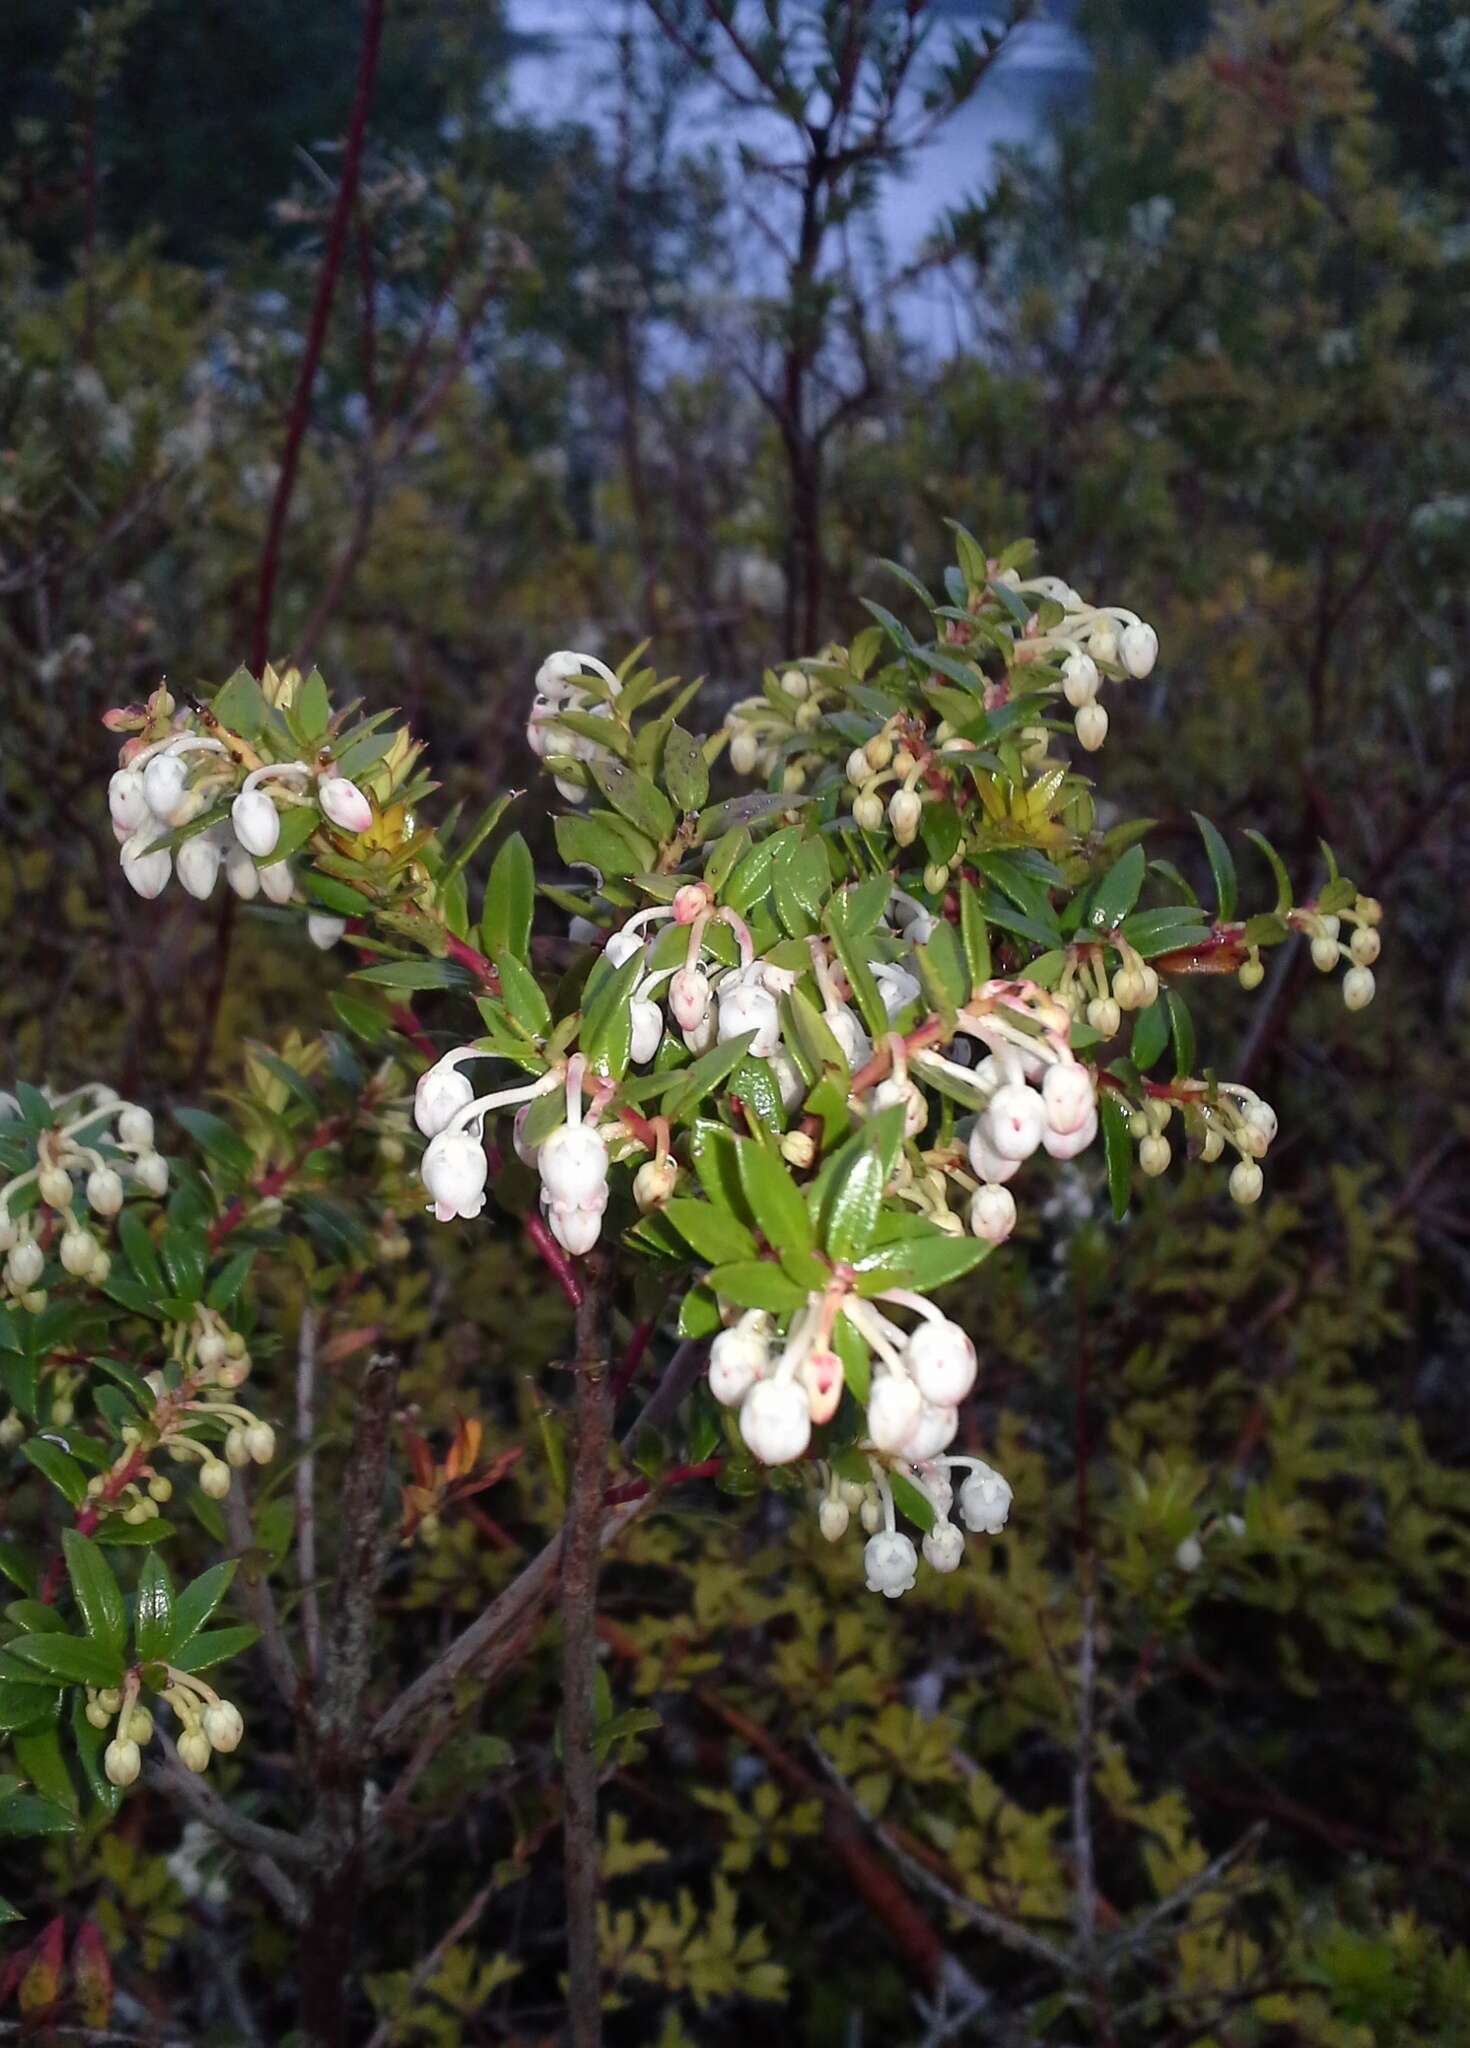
258, 858, 295, 906
414, 1057, 475, 1138
538, 1123, 609, 1206
308, 913, 347, 950
1042, 1061, 1094, 1136
864, 1530, 918, 1599
121, 829, 172, 899
866, 1372, 922, 1454
1062, 652, 1099, 707
888, 787, 922, 846
109, 768, 150, 833
177, 833, 223, 901
985, 1084, 1045, 1161
672, 883, 710, 923
231, 788, 280, 858
142, 752, 188, 822
922, 1521, 965, 1573
717, 977, 780, 1059
668, 966, 711, 1033
319, 776, 373, 834
904, 1399, 958, 1462
1120, 621, 1158, 678
681, 1009, 717, 1055
905, 1318, 977, 1407
799, 1346, 844, 1426
958, 1462, 1011, 1534
421, 1128, 488, 1222
709, 1319, 770, 1408
738, 1377, 811, 1465
1042, 1105, 1098, 1160
969, 1182, 1017, 1243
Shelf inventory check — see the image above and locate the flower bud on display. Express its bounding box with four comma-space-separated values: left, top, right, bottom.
1120, 621, 1158, 677
1342, 966, 1375, 1011
225, 844, 261, 900
1229, 1158, 1264, 1205
258, 857, 295, 906
38, 1165, 74, 1208
779, 1129, 815, 1170
1238, 958, 1264, 991
866, 1372, 923, 1454
872, 1075, 927, 1140
118, 1106, 154, 1149
85, 1698, 111, 1729
109, 768, 150, 833
132, 1152, 169, 1197
730, 728, 759, 775
199, 1459, 231, 1499
231, 788, 280, 859
738, 1377, 811, 1465
904, 1399, 958, 1462
5, 1241, 44, 1290
629, 998, 664, 1066
1085, 996, 1121, 1039
1042, 1061, 1094, 1136
780, 668, 808, 701
865, 733, 894, 770
422, 1128, 489, 1222
1139, 1133, 1171, 1177
864, 1530, 918, 1599
1243, 1100, 1277, 1146
1041, 1105, 1097, 1159
60, 1227, 99, 1277
668, 966, 711, 1033
1075, 703, 1108, 752
104, 1737, 142, 1787
319, 776, 373, 833
922, 1521, 965, 1574
968, 1123, 1021, 1184
142, 752, 189, 822
1061, 652, 1099, 707
969, 1182, 1017, 1243
853, 790, 885, 832
846, 747, 872, 787
245, 1423, 276, 1464
798, 1345, 843, 1426
414, 1057, 475, 1138
121, 829, 173, 899
709, 1324, 770, 1409
888, 788, 921, 846
819, 1497, 850, 1543
126, 1706, 154, 1744
308, 912, 348, 951
176, 833, 223, 900
178, 1728, 212, 1773
1090, 622, 1118, 665
1349, 926, 1380, 966
604, 927, 645, 969
633, 1156, 678, 1212
224, 1426, 249, 1468
203, 1701, 244, 1753
905, 1318, 977, 1407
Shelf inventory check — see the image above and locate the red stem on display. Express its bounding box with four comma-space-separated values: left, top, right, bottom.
603, 1459, 722, 1507
249, 0, 386, 671
611, 1318, 653, 1405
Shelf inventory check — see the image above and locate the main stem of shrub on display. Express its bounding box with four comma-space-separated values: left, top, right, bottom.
561, 1250, 614, 2047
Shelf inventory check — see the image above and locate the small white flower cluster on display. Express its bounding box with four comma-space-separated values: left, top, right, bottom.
0, 1088, 168, 1314
98, 1307, 274, 1510
107, 726, 372, 927
816, 1452, 1013, 1600
722, 665, 834, 795
526, 651, 622, 804
1053, 937, 1161, 1041
1013, 576, 1159, 755
1304, 895, 1382, 1012
97, 1667, 245, 1787
1120, 1082, 1280, 1206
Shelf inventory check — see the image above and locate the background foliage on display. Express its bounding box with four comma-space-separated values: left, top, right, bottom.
0, 1, 1467, 2042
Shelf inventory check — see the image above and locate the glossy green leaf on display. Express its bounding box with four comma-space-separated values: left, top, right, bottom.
1192, 812, 1237, 923
8, 1632, 124, 1688
1129, 1000, 1169, 1073
133, 1551, 174, 1664
704, 1261, 807, 1311
663, 1200, 759, 1267
61, 1533, 125, 1656
663, 726, 709, 813
735, 1140, 814, 1256
1099, 1092, 1133, 1222
170, 1624, 260, 1674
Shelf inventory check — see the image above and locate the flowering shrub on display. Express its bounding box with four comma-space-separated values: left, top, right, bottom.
0, 525, 1386, 2034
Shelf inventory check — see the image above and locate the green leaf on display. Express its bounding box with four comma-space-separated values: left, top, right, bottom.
211, 668, 267, 739
1082, 844, 1146, 932
440, 794, 516, 889
0, 1791, 78, 1837
0, 1680, 61, 1735
589, 760, 675, 844
1099, 1093, 1133, 1222
1129, 1001, 1169, 1073
1242, 911, 1290, 948
1192, 813, 1237, 923
133, 1552, 175, 1664
831, 1313, 870, 1404
657, 1033, 756, 1124
736, 1140, 815, 1257
494, 953, 552, 1039
117, 1208, 165, 1296
890, 1469, 937, 1534
823, 907, 889, 1043
172, 1108, 254, 1177
161, 1224, 207, 1306
959, 881, 991, 988
822, 1106, 904, 1262
556, 811, 651, 880
704, 1261, 807, 1313
170, 1562, 236, 1653
8, 1632, 125, 1688
61, 1533, 126, 1657
94, 1517, 176, 1547
663, 726, 709, 813
695, 790, 801, 843
677, 1285, 722, 1339
13, 1725, 76, 1816
1244, 830, 1293, 917
663, 1200, 759, 1267
857, 1232, 991, 1294
352, 958, 470, 992
703, 825, 749, 894
689, 1121, 755, 1227
579, 949, 645, 1082
206, 1250, 254, 1313
482, 833, 535, 962
1166, 991, 1196, 1080
170, 1624, 260, 1674
22, 1440, 88, 1509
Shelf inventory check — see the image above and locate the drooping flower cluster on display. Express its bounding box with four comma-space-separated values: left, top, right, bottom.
525, 651, 623, 805
0, 1084, 169, 1315
95, 1663, 247, 1788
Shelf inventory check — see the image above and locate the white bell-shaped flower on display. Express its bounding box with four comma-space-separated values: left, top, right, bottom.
142, 751, 189, 823
717, 976, 780, 1059
864, 1529, 918, 1599
669, 966, 711, 1033
231, 788, 280, 859
969, 1122, 1022, 1184
177, 833, 223, 901
1042, 1061, 1094, 1136
108, 768, 150, 833
1120, 621, 1158, 678
545, 1197, 604, 1255
1041, 1106, 1097, 1160
866, 1372, 923, 1454
121, 829, 172, 899
308, 913, 347, 950
539, 1123, 609, 1207
629, 999, 663, 1066
905, 1318, 977, 1407
414, 1055, 476, 1138
709, 1316, 771, 1408
958, 1462, 1012, 1535
1062, 652, 1099, 707
739, 1377, 811, 1465
825, 1004, 871, 1071
922, 1520, 965, 1573
819, 1497, 850, 1542
421, 1128, 488, 1222
904, 1399, 959, 1462
258, 857, 295, 906
985, 1083, 1046, 1161
225, 844, 260, 900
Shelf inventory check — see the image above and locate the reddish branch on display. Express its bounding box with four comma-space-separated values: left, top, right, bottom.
249, 0, 386, 672
208, 1115, 354, 1248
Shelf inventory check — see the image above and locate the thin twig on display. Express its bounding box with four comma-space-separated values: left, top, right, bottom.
1073, 1587, 1098, 1956
296, 1304, 323, 1683
224, 1482, 300, 1712
561, 1252, 614, 2048
361, 1883, 495, 2048
1102, 1824, 1267, 1962
145, 1739, 314, 1868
